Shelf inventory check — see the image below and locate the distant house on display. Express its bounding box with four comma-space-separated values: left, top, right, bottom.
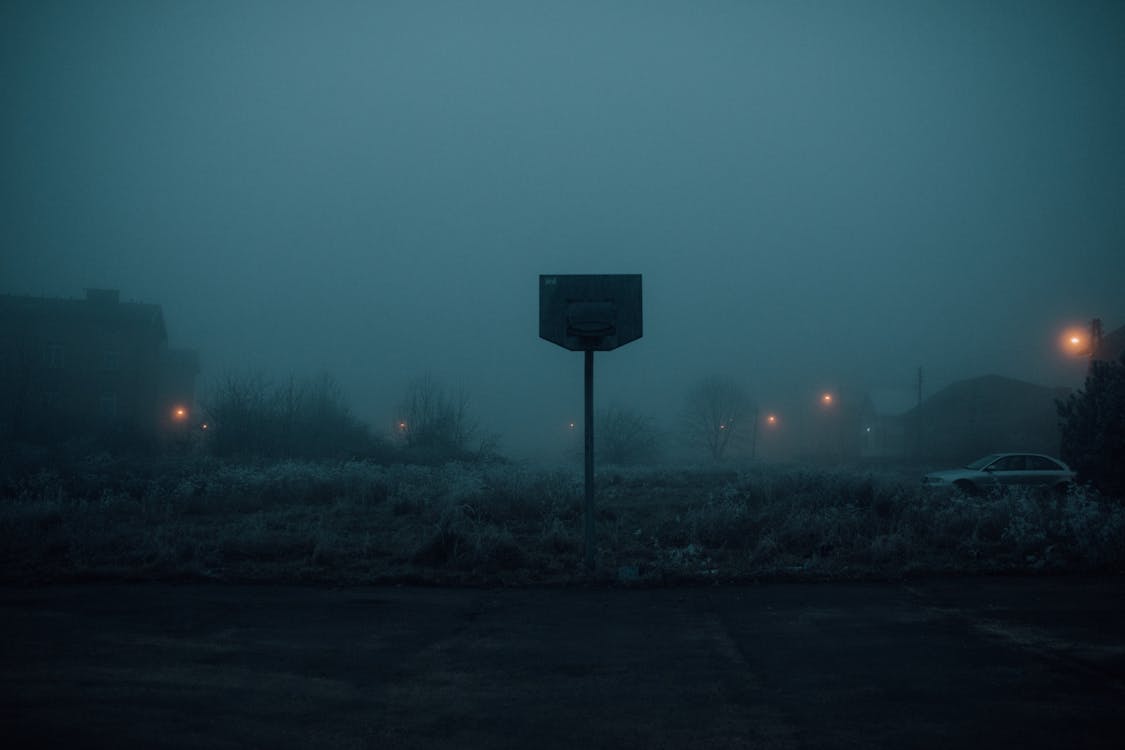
905, 375, 1070, 464
0, 289, 199, 443
858, 389, 917, 460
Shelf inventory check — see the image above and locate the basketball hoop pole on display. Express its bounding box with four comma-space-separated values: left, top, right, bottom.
538, 274, 642, 576
584, 349, 595, 571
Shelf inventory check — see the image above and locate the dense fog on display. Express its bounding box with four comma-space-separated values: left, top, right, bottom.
3, 0, 1123, 460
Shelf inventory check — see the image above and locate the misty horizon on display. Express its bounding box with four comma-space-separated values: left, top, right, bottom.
3, 0, 1123, 459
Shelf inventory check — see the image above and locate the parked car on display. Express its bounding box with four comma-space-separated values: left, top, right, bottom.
922, 453, 1075, 495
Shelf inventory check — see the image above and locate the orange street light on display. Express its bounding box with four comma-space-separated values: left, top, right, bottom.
172, 406, 188, 421
1060, 327, 1090, 356
766, 414, 778, 426
821, 392, 834, 405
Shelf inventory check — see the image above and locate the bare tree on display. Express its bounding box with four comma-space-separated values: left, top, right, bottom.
291, 372, 370, 456
394, 375, 487, 461
203, 371, 273, 457
596, 405, 661, 465
203, 371, 373, 458
683, 375, 755, 461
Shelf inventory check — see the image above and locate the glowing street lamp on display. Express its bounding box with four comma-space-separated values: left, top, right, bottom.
821, 392, 834, 406
766, 414, 778, 426
1060, 327, 1090, 357
172, 406, 188, 421
1059, 319, 1106, 359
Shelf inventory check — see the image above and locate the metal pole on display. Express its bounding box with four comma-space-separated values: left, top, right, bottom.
584, 349, 595, 571
751, 406, 760, 460
915, 366, 923, 459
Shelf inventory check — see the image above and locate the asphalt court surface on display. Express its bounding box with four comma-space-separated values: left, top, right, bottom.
2, 576, 1123, 748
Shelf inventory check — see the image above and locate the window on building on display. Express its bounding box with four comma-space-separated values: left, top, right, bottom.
99, 393, 117, 419
46, 343, 65, 369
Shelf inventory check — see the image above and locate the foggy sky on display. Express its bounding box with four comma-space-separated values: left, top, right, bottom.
3, 0, 1124, 458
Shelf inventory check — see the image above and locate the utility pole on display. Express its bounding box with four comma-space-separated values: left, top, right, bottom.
750, 406, 760, 460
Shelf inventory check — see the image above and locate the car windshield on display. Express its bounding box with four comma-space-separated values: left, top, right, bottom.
965, 454, 1002, 470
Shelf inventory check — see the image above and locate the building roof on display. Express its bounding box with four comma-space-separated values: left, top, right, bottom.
905, 374, 1070, 419
0, 289, 167, 343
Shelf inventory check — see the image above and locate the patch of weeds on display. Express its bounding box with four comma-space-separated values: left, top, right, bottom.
412, 527, 469, 567
480, 530, 527, 573
540, 518, 579, 555
3, 459, 1123, 584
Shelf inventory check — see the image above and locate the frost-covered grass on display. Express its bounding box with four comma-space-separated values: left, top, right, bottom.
1, 457, 1123, 585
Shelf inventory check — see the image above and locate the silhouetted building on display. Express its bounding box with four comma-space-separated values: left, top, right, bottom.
858, 389, 916, 460
0, 289, 199, 444
904, 375, 1069, 463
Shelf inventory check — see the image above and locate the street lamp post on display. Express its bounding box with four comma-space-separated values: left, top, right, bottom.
819, 391, 842, 463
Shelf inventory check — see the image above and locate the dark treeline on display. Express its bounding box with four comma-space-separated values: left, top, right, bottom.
3, 357, 1124, 499
0, 371, 506, 473
203, 372, 379, 461
203, 372, 504, 465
